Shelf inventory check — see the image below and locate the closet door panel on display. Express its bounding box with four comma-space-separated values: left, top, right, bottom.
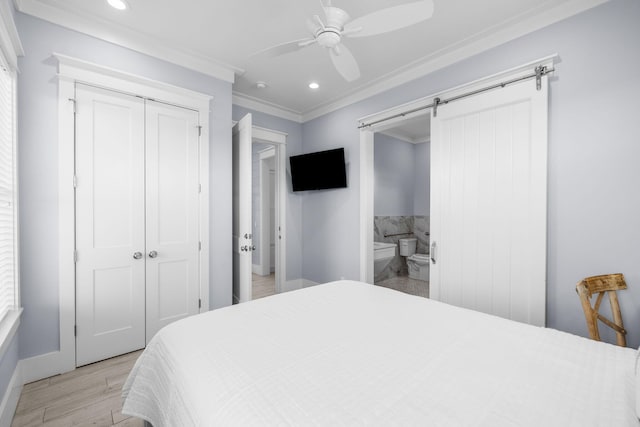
145, 100, 200, 341
75, 84, 146, 366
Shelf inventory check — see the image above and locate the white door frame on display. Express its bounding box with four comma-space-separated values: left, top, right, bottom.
21, 54, 213, 382
252, 126, 287, 294
358, 57, 555, 285
258, 147, 276, 276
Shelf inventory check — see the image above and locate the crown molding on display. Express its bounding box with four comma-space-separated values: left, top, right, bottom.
16, 0, 607, 121
299, 0, 608, 122
380, 129, 430, 145
15, 0, 240, 83
232, 91, 302, 123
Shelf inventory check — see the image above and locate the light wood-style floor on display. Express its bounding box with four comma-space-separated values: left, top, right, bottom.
11, 275, 276, 426
376, 275, 429, 298
12, 351, 144, 427
252, 272, 276, 300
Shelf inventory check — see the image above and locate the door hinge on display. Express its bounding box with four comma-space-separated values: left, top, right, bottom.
198, 298, 202, 309
198, 241, 202, 251
68, 98, 76, 114
73, 175, 78, 188
73, 250, 78, 263
198, 184, 202, 193
197, 125, 202, 137
74, 325, 77, 337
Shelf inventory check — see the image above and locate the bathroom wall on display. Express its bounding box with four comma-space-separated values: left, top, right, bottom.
373, 135, 430, 281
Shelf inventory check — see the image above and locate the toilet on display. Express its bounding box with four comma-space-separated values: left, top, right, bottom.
398, 237, 430, 281
407, 253, 430, 281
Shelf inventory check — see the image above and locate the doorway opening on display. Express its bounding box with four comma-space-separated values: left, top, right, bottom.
251, 143, 277, 300
232, 115, 287, 303
372, 115, 431, 298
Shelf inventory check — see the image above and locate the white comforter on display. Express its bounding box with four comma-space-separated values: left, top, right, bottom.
122, 280, 638, 426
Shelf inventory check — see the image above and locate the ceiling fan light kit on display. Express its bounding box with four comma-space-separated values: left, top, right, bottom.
106, 0, 128, 11
257, 0, 434, 82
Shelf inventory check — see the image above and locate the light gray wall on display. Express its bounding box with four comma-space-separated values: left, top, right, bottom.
413, 142, 430, 216
233, 105, 303, 282
374, 134, 415, 216
301, 0, 640, 347
15, 13, 233, 359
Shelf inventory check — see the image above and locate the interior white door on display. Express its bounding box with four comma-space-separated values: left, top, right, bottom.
145, 100, 201, 340
430, 78, 548, 326
75, 84, 146, 366
232, 114, 253, 303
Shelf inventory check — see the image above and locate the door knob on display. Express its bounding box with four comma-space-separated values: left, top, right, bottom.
430, 242, 437, 264
133, 252, 143, 260
251, 245, 256, 251
148, 250, 158, 258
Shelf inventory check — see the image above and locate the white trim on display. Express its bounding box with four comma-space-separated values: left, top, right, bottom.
247, 126, 287, 294
54, 53, 212, 111
301, 279, 320, 288
0, 359, 22, 427
380, 129, 430, 145
359, 130, 374, 284
15, 0, 238, 83
281, 278, 319, 292
56, 54, 212, 380
16, 0, 603, 120
301, 0, 605, 122
358, 56, 556, 284
233, 92, 302, 123
0, 0, 24, 71
258, 148, 275, 278
0, 310, 21, 364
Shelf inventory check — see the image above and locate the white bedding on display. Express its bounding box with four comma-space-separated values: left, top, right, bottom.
122, 280, 639, 426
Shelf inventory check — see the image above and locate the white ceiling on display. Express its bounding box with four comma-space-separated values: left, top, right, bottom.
15, 0, 606, 121
381, 114, 431, 144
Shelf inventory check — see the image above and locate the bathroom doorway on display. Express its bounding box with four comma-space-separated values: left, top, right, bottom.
372, 115, 431, 298
251, 143, 277, 299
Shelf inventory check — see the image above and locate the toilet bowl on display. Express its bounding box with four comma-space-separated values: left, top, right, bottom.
407, 253, 430, 281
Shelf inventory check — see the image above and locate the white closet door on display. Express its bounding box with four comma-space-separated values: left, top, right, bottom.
430, 78, 547, 326
145, 100, 201, 341
75, 84, 146, 366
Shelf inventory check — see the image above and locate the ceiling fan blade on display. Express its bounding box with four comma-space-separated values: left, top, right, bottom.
306, 17, 323, 35
343, 0, 434, 38
251, 38, 316, 58
329, 43, 360, 82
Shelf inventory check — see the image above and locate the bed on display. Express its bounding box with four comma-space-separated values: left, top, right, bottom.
122, 280, 640, 426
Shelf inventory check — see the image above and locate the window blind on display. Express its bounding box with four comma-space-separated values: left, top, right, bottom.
0, 64, 16, 321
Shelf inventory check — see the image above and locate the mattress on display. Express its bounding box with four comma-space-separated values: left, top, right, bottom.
122, 280, 639, 426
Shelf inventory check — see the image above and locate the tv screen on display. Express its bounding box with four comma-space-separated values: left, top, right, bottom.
290, 148, 347, 192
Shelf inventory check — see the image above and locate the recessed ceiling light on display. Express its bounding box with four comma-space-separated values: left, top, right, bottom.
256, 81, 268, 89
308, 82, 319, 90
107, 0, 128, 10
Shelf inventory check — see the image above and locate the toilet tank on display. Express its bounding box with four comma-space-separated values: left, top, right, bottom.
398, 238, 417, 256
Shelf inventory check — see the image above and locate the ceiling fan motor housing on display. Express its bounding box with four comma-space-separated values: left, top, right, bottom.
317, 30, 341, 48
325, 6, 350, 29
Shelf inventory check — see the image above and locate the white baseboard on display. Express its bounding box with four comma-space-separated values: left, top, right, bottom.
302, 279, 320, 288
20, 350, 73, 384
252, 264, 271, 276
0, 361, 22, 427
282, 279, 319, 292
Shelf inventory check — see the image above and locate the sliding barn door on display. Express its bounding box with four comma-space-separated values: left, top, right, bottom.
75, 84, 146, 366
145, 100, 201, 341
430, 77, 548, 326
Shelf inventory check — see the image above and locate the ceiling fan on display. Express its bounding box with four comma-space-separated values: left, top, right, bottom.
256, 0, 435, 82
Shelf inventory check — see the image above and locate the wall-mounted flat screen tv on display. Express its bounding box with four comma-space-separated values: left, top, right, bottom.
290, 148, 347, 192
